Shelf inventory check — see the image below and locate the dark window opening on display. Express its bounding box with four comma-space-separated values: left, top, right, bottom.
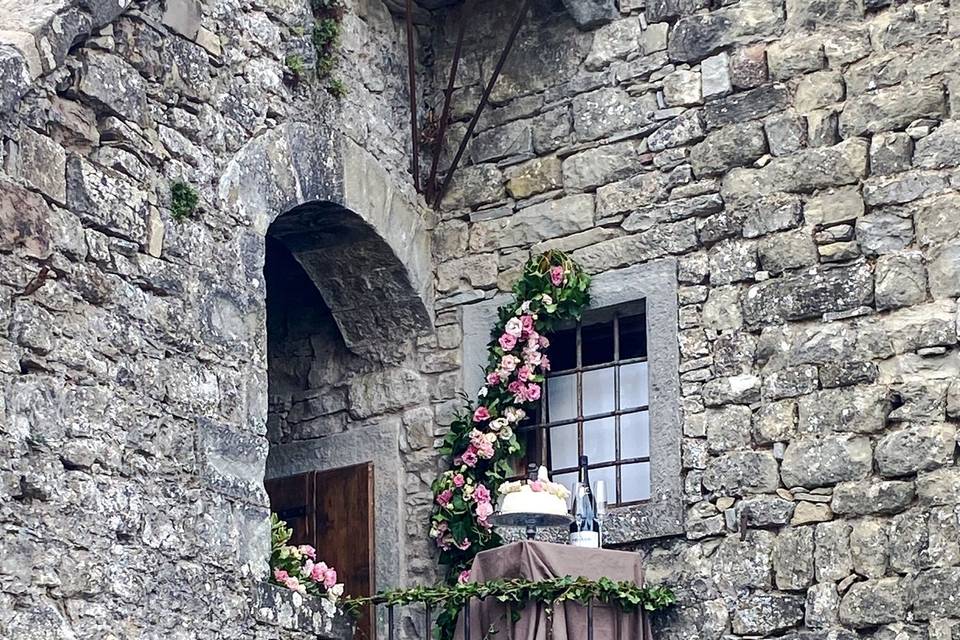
518, 302, 650, 506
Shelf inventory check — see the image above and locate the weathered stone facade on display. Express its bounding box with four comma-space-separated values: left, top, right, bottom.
1, 0, 960, 638
427, 1, 960, 640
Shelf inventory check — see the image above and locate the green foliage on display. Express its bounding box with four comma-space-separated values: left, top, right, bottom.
285, 54, 305, 76
327, 78, 348, 98
170, 180, 199, 221
311, 15, 342, 80
344, 577, 676, 637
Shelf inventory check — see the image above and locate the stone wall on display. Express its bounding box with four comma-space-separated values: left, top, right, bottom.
0, 0, 440, 637
429, 0, 960, 638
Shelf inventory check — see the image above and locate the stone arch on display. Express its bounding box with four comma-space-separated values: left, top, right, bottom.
218, 122, 434, 361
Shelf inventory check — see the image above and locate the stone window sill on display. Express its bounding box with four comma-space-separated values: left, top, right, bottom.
253, 582, 354, 639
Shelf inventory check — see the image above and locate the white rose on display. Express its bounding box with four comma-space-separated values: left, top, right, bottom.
490, 418, 508, 431
504, 317, 523, 337
541, 294, 553, 305
499, 426, 513, 440
485, 432, 497, 443
478, 386, 488, 398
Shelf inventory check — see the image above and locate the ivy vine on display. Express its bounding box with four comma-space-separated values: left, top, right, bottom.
429, 250, 592, 579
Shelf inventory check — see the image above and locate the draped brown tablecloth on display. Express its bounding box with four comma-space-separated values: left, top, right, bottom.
454, 541, 652, 640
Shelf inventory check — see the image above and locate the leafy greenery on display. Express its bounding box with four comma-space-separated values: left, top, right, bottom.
310, 0, 344, 82
429, 250, 591, 578
327, 78, 348, 98
170, 180, 198, 221
344, 576, 676, 638
285, 54, 306, 82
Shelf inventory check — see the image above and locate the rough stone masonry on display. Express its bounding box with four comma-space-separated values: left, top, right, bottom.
0, 0, 959, 639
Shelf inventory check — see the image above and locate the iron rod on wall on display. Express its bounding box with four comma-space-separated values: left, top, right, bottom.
404, 0, 421, 192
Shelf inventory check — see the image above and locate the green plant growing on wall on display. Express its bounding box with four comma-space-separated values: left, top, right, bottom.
284, 54, 306, 86
309, 0, 345, 91
170, 181, 199, 221
327, 78, 348, 98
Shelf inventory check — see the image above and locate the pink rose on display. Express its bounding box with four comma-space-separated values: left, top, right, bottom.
274, 569, 289, 582
550, 265, 565, 286
486, 372, 501, 385
298, 545, 316, 561
437, 489, 453, 506
507, 380, 525, 395
474, 484, 491, 503
539, 335, 550, 348
473, 406, 490, 422
455, 538, 472, 551
529, 481, 544, 492
520, 315, 534, 334
458, 570, 472, 584
476, 501, 494, 519
517, 365, 532, 382
453, 474, 465, 488
526, 383, 542, 401
462, 450, 478, 467
501, 355, 519, 372
499, 332, 517, 351
323, 568, 337, 589
541, 355, 551, 371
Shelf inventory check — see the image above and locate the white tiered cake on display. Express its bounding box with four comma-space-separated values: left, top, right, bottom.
497, 466, 571, 516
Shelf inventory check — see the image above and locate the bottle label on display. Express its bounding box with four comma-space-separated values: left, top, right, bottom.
569, 531, 600, 548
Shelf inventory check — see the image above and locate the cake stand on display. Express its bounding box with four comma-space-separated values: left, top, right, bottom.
488, 512, 574, 540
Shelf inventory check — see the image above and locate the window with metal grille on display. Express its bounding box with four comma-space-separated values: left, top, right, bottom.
517, 301, 651, 506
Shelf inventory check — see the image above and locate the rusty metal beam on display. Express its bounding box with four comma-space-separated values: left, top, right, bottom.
405, 0, 421, 193
435, 0, 534, 208
426, 0, 472, 205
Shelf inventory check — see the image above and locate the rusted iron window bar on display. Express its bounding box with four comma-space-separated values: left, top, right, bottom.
515, 313, 650, 506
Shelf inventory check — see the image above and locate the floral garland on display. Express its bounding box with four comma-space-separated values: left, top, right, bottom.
269, 515, 345, 603
430, 250, 591, 579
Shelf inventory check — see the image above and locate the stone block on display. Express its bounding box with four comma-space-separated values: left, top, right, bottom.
572, 87, 656, 142
702, 450, 780, 495
875, 251, 927, 310
162, 0, 202, 40
757, 230, 818, 274
722, 139, 868, 202
66, 156, 149, 245
806, 583, 840, 628
781, 435, 873, 488
704, 84, 789, 129
702, 374, 761, 406
570, 220, 696, 274
741, 263, 873, 326
470, 193, 594, 252
436, 253, 498, 293
839, 578, 906, 629
833, 480, 915, 516
775, 526, 815, 589
792, 501, 833, 525
912, 569, 960, 618
470, 119, 533, 164
839, 82, 947, 138
701, 53, 732, 98
814, 520, 853, 582
819, 361, 877, 388
705, 405, 752, 453
504, 156, 562, 199
863, 170, 951, 208
561, 0, 619, 28
856, 212, 914, 256
0, 178, 54, 259
596, 171, 669, 220
77, 50, 150, 126
689, 121, 766, 176
712, 530, 775, 590
753, 399, 797, 444
850, 519, 889, 578
914, 120, 960, 169
914, 193, 960, 248
767, 38, 825, 80
741, 495, 796, 526
786, 0, 865, 30
622, 193, 723, 232
532, 108, 573, 154
733, 593, 805, 635
562, 140, 650, 191
348, 368, 427, 419
741, 194, 803, 238
916, 468, 960, 505
796, 71, 845, 113
584, 18, 641, 70
798, 386, 890, 435
764, 113, 807, 156
928, 242, 960, 298
702, 286, 743, 331
440, 163, 505, 211
730, 44, 768, 89
807, 108, 840, 147
875, 423, 956, 477
667, 0, 782, 63
708, 239, 757, 285
871, 132, 914, 175
663, 69, 702, 107
647, 109, 706, 151
640, 22, 669, 54
4, 126, 67, 204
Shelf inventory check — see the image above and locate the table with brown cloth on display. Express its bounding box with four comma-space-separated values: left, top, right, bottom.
454, 540, 652, 640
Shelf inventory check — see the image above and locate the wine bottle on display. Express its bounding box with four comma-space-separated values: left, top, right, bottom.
595, 480, 607, 549
568, 456, 600, 548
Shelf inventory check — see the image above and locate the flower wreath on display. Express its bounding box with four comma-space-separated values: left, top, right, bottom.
430, 250, 591, 580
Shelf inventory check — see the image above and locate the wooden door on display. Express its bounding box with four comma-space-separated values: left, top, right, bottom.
266, 463, 375, 639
